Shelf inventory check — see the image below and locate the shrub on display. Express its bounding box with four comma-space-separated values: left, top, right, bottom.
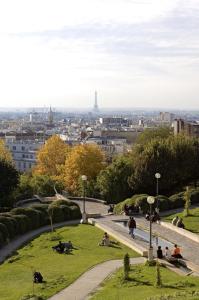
12, 215, 31, 234
190, 189, 199, 204
11, 208, 42, 229
123, 253, 130, 280
0, 216, 17, 238
0, 222, 9, 242
60, 205, 71, 220
0, 207, 11, 213
49, 206, 65, 223
169, 192, 184, 209
155, 195, 170, 211
0, 231, 4, 245
69, 206, 81, 219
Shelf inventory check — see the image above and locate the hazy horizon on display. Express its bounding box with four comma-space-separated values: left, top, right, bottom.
0, 0, 199, 109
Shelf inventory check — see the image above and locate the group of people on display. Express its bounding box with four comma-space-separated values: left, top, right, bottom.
52, 241, 73, 254
123, 204, 139, 216
172, 216, 185, 229
157, 244, 183, 261
145, 211, 161, 223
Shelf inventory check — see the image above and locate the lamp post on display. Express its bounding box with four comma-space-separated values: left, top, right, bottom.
155, 173, 161, 213
81, 175, 87, 223
147, 196, 155, 261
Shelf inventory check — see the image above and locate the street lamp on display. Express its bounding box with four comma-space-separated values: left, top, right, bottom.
147, 196, 155, 261
155, 173, 161, 213
81, 175, 87, 223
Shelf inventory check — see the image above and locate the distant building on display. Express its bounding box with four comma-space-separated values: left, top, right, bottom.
85, 136, 127, 158
173, 119, 199, 137
159, 112, 175, 124
99, 117, 128, 127
6, 138, 44, 172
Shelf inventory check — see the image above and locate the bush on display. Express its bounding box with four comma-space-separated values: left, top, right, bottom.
49, 206, 65, 223
190, 189, 199, 204
69, 206, 81, 219
0, 231, 4, 245
60, 205, 71, 220
0, 222, 9, 242
169, 192, 184, 209
0, 216, 17, 238
155, 195, 170, 211
12, 215, 31, 234
0, 207, 11, 213
11, 208, 42, 229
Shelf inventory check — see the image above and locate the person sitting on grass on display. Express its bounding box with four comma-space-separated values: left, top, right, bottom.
63, 241, 73, 253
157, 245, 163, 259
99, 232, 110, 246
172, 244, 183, 259
52, 241, 65, 253
108, 204, 114, 214
33, 271, 43, 283
176, 217, 185, 229
172, 216, 179, 226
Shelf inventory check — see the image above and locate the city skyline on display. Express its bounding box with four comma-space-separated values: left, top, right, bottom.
0, 0, 199, 109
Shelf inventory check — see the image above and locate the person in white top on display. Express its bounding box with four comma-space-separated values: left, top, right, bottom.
165, 246, 172, 260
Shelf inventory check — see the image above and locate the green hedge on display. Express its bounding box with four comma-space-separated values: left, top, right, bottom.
0, 199, 81, 247
114, 189, 199, 214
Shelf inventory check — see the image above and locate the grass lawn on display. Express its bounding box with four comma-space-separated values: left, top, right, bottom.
90, 264, 199, 300
0, 224, 139, 300
164, 207, 199, 234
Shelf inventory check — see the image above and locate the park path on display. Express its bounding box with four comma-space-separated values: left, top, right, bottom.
48, 257, 145, 300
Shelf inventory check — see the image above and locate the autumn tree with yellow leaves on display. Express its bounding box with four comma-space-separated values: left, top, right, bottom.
34, 135, 70, 177
0, 139, 13, 162
62, 144, 105, 195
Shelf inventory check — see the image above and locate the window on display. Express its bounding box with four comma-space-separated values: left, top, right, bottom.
13, 146, 16, 150
21, 146, 25, 151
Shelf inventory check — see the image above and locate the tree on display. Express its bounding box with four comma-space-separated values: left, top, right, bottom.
62, 144, 105, 195
30, 175, 63, 197
136, 127, 172, 146
184, 186, 191, 217
129, 135, 199, 195
14, 174, 34, 201
34, 135, 70, 177
97, 155, 133, 203
0, 139, 13, 163
0, 159, 19, 206
123, 253, 130, 280
155, 260, 162, 288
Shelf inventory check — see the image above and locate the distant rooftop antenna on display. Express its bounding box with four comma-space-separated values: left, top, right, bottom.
93, 90, 99, 112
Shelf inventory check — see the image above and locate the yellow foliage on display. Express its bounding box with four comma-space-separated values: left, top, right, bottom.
34, 135, 70, 176
0, 139, 13, 163
62, 144, 105, 194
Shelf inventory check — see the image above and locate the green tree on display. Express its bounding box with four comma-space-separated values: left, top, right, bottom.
30, 175, 63, 197
97, 155, 133, 203
136, 127, 172, 145
184, 186, 191, 217
0, 159, 19, 207
155, 260, 162, 288
123, 253, 130, 280
14, 174, 34, 201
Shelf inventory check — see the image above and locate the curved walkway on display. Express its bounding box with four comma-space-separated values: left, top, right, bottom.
48, 257, 145, 300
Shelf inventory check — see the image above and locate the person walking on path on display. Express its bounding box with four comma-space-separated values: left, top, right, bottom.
128, 216, 136, 239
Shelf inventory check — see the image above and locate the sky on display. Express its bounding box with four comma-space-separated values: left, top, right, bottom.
0, 0, 199, 109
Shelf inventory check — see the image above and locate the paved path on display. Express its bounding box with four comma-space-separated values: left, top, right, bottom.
48, 257, 145, 300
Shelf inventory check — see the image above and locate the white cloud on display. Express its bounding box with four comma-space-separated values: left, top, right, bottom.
0, 0, 199, 108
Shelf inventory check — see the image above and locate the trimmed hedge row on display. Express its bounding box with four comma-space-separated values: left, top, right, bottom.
114, 189, 199, 214
0, 200, 81, 247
